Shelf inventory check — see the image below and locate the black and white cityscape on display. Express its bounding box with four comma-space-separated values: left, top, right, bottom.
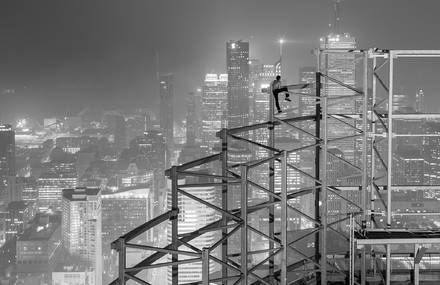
2, 1, 440, 285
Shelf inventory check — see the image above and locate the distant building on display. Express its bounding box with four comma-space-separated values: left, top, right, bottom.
53, 265, 95, 285
129, 130, 168, 170
4, 201, 36, 241
103, 112, 127, 151
167, 176, 218, 284
101, 186, 153, 283
62, 187, 102, 285
159, 73, 174, 148
423, 122, 440, 184
15, 214, 62, 283
37, 171, 77, 212
319, 33, 357, 162
415, 89, 425, 113
101, 186, 153, 245
227, 40, 249, 129
18, 177, 38, 204
0, 124, 15, 207
201, 74, 228, 154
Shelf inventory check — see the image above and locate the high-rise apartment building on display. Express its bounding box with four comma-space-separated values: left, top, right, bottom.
62, 187, 102, 285
201, 74, 228, 154
159, 73, 174, 148
227, 40, 249, 129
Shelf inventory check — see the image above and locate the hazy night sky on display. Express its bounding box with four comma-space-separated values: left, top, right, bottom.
1, 0, 440, 122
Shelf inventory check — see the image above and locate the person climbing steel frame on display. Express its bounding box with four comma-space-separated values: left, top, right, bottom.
271, 75, 291, 113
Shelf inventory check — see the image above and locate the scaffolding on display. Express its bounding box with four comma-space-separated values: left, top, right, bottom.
111, 49, 440, 285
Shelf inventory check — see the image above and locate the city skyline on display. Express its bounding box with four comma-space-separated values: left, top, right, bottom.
2, 1, 440, 285
1, 1, 440, 122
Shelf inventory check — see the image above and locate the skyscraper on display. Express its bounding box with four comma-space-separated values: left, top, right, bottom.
227, 40, 249, 129
201, 74, 228, 154
159, 73, 174, 148
62, 187, 102, 285
0, 124, 15, 207
320, 33, 357, 162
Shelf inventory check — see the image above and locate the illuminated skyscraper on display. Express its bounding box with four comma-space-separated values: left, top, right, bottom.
62, 187, 102, 285
159, 73, 174, 148
227, 40, 249, 129
201, 74, 228, 154
0, 124, 15, 207
320, 33, 357, 162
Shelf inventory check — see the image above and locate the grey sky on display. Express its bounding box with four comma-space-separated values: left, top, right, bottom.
1, 0, 440, 121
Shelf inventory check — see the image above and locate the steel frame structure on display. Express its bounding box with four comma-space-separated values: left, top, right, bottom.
111, 49, 440, 285
350, 49, 440, 285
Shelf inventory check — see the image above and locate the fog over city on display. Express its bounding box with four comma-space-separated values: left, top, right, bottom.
1, 1, 440, 285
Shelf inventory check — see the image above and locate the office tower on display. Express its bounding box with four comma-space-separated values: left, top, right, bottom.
37, 164, 77, 212
320, 33, 356, 163
227, 40, 250, 129
201, 74, 228, 154
159, 73, 174, 148
415, 89, 425, 113
62, 187, 102, 285
103, 112, 127, 150
167, 175, 217, 284
16, 214, 62, 284
101, 187, 153, 245
0, 124, 15, 207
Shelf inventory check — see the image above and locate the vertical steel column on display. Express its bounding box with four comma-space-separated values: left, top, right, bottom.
386, 244, 391, 285
315, 71, 322, 284
349, 215, 354, 285
280, 151, 288, 285
361, 51, 369, 285
414, 244, 420, 285
385, 51, 394, 285
202, 248, 210, 285
118, 239, 126, 285
221, 128, 229, 284
268, 75, 275, 280
370, 54, 377, 230
171, 166, 179, 285
240, 165, 249, 284
321, 55, 328, 285
387, 51, 394, 228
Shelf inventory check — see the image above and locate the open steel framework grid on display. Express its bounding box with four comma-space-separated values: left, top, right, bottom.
350, 49, 440, 285
110, 49, 440, 285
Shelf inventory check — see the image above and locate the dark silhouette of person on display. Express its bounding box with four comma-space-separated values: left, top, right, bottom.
271, 75, 291, 113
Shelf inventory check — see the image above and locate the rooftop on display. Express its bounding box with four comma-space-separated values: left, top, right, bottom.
62, 187, 100, 201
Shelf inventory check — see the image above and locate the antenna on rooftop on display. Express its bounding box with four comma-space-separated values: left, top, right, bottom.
331, 0, 342, 34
